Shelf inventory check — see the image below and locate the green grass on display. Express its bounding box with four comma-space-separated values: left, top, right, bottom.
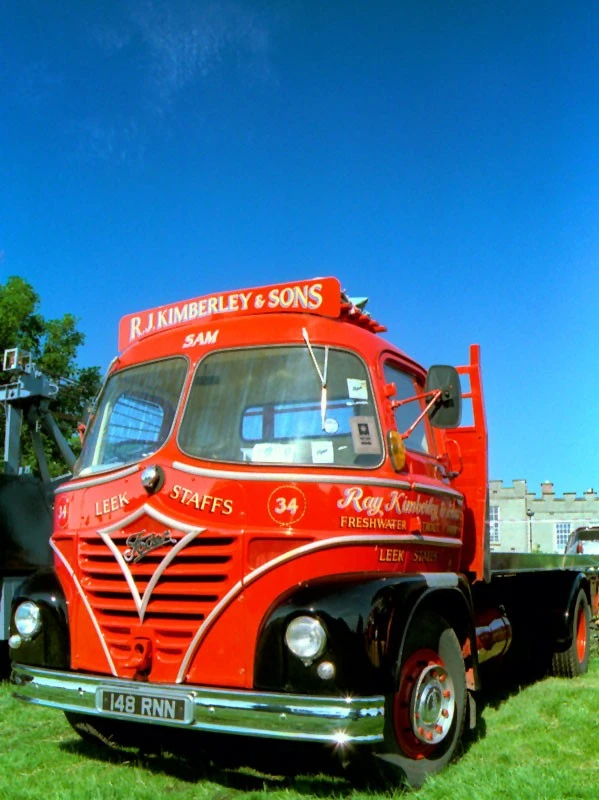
2, 658, 599, 799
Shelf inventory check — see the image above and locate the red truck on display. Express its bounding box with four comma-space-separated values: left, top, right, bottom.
9, 277, 598, 788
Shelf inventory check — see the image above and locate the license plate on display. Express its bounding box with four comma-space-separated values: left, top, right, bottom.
96, 688, 193, 724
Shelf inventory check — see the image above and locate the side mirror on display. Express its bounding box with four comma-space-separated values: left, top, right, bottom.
425, 365, 462, 429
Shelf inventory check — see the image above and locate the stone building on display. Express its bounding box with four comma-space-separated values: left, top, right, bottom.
488, 480, 599, 554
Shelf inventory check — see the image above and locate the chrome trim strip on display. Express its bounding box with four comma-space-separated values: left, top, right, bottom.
176, 532, 462, 682
50, 541, 118, 676
171, 461, 463, 501
11, 664, 385, 744
412, 482, 463, 499
423, 573, 460, 588
54, 465, 140, 494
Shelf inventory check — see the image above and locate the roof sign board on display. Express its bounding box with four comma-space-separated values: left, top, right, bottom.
118, 277, 341, 351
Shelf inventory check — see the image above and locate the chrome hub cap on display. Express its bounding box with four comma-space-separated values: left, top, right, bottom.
410, 664, 455, 744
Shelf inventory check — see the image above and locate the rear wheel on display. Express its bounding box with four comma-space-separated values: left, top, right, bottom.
375, 612, 467, 789
551, 589, 591, 678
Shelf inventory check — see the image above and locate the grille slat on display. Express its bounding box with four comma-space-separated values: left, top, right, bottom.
83, 575, 228, 591
81, 561, 230, 576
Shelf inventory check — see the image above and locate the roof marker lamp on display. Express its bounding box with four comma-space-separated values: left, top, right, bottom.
14, 601, 42, 639
285, 615, 327, 662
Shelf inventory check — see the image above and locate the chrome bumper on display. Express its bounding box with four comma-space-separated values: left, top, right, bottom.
11, 664, 385, 745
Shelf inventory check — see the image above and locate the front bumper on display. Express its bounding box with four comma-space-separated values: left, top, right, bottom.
11, 663, 385, 745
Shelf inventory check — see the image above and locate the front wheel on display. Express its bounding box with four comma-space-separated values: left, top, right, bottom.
375, 612, 467, 789
551, 588, 591, 678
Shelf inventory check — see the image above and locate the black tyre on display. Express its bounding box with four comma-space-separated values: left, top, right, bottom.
551, 589, 591, 678
0, 641, 10, 681
374, 611, 467, 789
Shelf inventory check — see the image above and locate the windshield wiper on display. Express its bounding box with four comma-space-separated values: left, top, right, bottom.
302, 328, 329, 431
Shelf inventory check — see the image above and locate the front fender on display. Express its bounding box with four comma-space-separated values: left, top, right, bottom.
254, 573, 467, 695
9, 569, 70, 669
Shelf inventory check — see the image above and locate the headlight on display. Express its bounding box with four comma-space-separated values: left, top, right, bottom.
14, 601, 42, 638
285, 615, 327, 660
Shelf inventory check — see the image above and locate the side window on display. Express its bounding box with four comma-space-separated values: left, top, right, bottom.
104, 393, 165, 455
383, 363, 431, 454
489, 505, 500, 545
76, 357, 187, 476
555, 522, 571, 553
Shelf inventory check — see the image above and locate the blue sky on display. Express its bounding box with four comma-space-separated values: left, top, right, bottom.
1, 1, 597, 497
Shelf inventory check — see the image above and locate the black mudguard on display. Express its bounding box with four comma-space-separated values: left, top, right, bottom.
10, 569, 69, 669
254, 572, 475, 695
550, 571, 589, 647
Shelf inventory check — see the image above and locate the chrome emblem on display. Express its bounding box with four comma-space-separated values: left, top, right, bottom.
123, 529, 176, 563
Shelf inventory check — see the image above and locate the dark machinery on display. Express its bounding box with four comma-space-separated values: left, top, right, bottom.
0, 348, 76, 674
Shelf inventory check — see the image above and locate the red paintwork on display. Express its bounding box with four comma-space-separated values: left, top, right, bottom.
452, 345, 489, 581
576, 604, 587, 664
51, 277, 488, 688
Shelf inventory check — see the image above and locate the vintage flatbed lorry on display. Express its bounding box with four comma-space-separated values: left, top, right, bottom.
7, 277, 598, 787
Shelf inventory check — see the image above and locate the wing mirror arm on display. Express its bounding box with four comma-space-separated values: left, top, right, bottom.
391, 389, 442, 440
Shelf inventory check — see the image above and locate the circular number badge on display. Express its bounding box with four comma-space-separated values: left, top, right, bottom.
56, 495, 70, 528
267, 485, 307, 526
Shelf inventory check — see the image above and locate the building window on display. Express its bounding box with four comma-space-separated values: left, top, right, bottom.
489, 505, 500, 544
555, 522, 571, 552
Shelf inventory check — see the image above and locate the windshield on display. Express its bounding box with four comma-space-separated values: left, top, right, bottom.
75, 358, 187, 476
178, 346, 382, 467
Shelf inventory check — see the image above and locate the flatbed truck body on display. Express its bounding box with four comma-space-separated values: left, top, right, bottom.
8, 277, 598, 787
